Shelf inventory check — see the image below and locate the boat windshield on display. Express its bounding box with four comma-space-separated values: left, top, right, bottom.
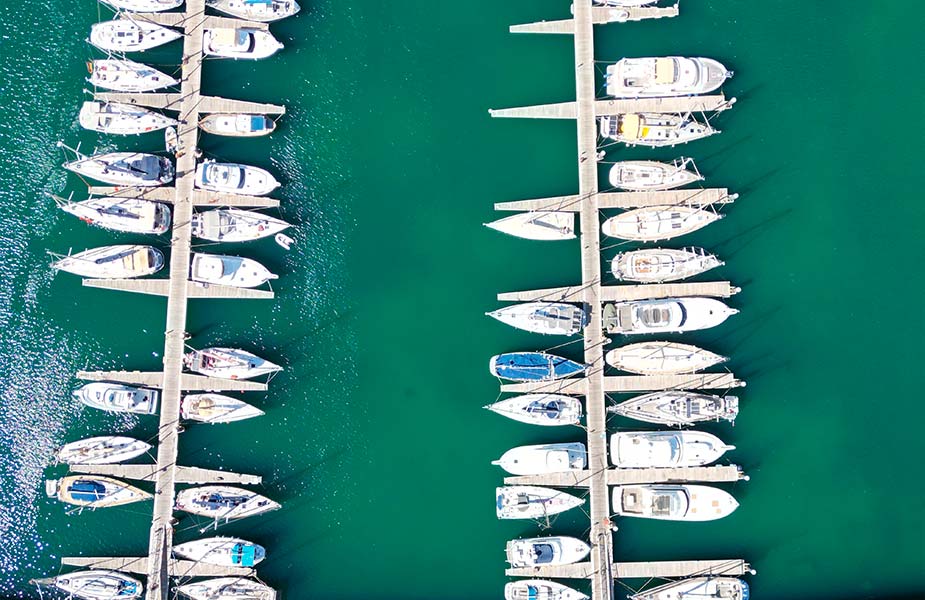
652, 489, 687, 516
195, 493, 248, 509
532, 543, 556, 564
639, 306, 671, 327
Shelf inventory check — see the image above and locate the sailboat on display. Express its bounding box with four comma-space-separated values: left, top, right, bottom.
611, 247, 722, 282
33, 570, 143, 600
89, 19, 181, 53
52, 245, 165, 279
489, 352, 586, 382
56, 196, 171, 235
47, 476, 151, 508
609, 391, 739, 426
206, 0, 301, 22
484, 212, 575, 241
79, 101, 177, 135
599, 113, 718, 147
173, 537, 266, 567
177, 578, 276, 600
495, 486, 584, 520
175, 486, 281, 523
184, 347, 282, 380
191, 208, 290, 242
56, 437, 151, 465
608, 158, 702, 191
601, 206, 722, 242
487, 302, 587, 335
630, 577, 749, 600
605, 341, 727, 375
61, 147, 174, 187
484, 394, 583, 426
181, 394, 265, 423
88, 59, 179, 92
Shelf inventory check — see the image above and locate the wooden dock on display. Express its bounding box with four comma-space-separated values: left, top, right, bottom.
497, 282, 740, 303
61, 556, 253, 578
510, 5, 680, 34
502, 465, 747, 487
82, 279, 275, 300
69, 464, 262, 485
92, 93, 285, 115
489, 95, 731, 119
498, 372, 744, 395
505, 559, 752, 580
86, 186, 281, 208
76, 370, 268, 392
493, 189, 736, 212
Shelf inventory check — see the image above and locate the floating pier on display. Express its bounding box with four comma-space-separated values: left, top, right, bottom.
86, 186, 281, 208
68, 464, 262, 485
493, 189, 736, 212
503, 465, 747, 487
497, 282, 741, 303
505, 559, 752, 580
60, 556, 253, 578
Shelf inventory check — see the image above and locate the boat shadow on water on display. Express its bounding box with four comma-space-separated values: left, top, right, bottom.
711, 207, 793, 259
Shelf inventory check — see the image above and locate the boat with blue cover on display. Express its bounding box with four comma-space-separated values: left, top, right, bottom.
173, 537, 266, 567
489, 352, 586, 382
46, 475, 151, 508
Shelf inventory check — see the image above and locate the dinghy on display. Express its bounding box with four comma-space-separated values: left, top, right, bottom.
184, 347, 282, 380
609, 391, 739, 426
492, 442, 586, 475
610, 431, 734, 468
40, 570, 143, 600
190, 253, 277, 288
200, 114, 276, 137
47, 476, 151, 508
489, 352, 586, 382
192, 208, 290, 242
605, 341, 727, 375
611, 247, 722, 282
88, 59, 178, 92
74, 383, 159, 414
195, 160, 280, 196
608, 158, 702, 191
175, 486, 280, 522
506, 536, 591, 568
505, 580, 588, 600
496, 486, 584, 520
484, 212, 575, 241
57, 196, 171, 235
177, 578, 276, 600
600, 113, 718, 147
173, 537, 266, 567
89, 19, 181, 53
630, 577, 749, 600
601, 206, 722, 242
203, 28, 283, 59
63, 150, 174, 187
79, 101, 177, 135
206, 0, 301, 22
484, 394, 582, 426
101, 0, 183, 12
612, 484, 738, 521
52, 245, 165, 279
56, 436, 151, 465
181, 394, 265, 423
606, 57, 732, 98
602, 298, 737, 335
487, 302, 587, 336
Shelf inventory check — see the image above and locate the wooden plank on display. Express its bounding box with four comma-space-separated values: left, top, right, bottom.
505, 559, 752, 580
497, 282, 741, 303
488, 96, 731, 120
503, 465, 747, 487
93, 93, 184, 111
494, 189, 735, 212
81, 279, 275, 300
76, 370, 269, 392
120, 13, 268, 31
199, 96, 286, 115
86, 187, 282, 208
92, 93, 285, 116
499, 378, 588, 396
510, 7, 679, 35
500, 373, 743, 395
69, 464, 263, 485
61, 557, 253, 578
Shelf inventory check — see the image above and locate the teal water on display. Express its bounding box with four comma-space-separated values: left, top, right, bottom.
1, 1, 924, 599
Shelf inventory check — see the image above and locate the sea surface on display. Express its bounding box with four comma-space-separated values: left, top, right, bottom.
0, 1, 923, 599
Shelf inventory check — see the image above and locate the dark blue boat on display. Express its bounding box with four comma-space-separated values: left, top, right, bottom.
489, 352, 586, 382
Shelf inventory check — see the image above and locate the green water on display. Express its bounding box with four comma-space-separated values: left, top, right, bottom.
1, 1, 924, 599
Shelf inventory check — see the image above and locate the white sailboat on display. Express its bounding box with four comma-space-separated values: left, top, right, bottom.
484, 212, 575, 241
191, 208, 290, 242
177, 578, 276, 600
88, 59, 179, 92
38, 570, 143, 600
56, 437, 151, 465
609, 391, 739, 426
602, 206, 722, 242
602, 297, 738, 335
492, 442, 586, 475
184, 347, 282, 380
505, 536, 591, 568
630, 577, 748, 600
484, 394, 582, 426
487, 302, 587, 336
48, 476, 151, 508
612, 484, 739, 521
610, 431, 734, 468
611, 247, 722, 282
600, 113, 718, 147
173, 537, 266, 567
56, 196, 171, 235
605, 341, 727, 375
89, 19, 181, 53
52, 245, 165, 279
495, 486, 584, 520
175, 486, 281, 523
608, 158, 702, 191
78, 101, 177, 135
206, 0, 301, 22
606, 57, 732, 98
62, 148, 174, 187
181, 394, 265, 423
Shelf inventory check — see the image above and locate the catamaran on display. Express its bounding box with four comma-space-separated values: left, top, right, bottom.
175, 486, 280, 523
630, 577, 749, 600
52, 245, 165, 279
612, 484, 739, 521
606, 57, 732, 97
56, 437, 151, 465
484, 394, 582, 426
602, 206, 722, 242
195, 160, 280, 196
203, 28, 283, 59
608, 158, 702, 191
173, 537, 266, 567
190, 253, 277, 288
605, 341, 727, 375
184, 347, 282, 380
74, 382, 159, 415
505, 580, 588, 600
177, 578, 276, 600
602, 297, 737, 335
181, 394, 265, 423
487, 302, 587, 336
206, 0, 301, 22
34, 570, 143, 600
492, 443, 586, 475
79, 101, 177, 135
600, 113, 718, 147
62, 149, 174, 187
47, 476, 151, 508
505, 536, 591, 568
200, 114, 276, 137
496, 486, 584, 520
89, 19, 181, 53
610, 431, 734, 468
611, 247, 722, 282
56, 196, 171, 235
484, 212, 575, 241
191, 208, 290, 242
609, 391, 740, 426
489, 352, 586, 382
88, 59, 178, 92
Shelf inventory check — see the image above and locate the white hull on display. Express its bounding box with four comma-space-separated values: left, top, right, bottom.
177, 578, 276, 600
610, 391, 739, 426
206, 0, 300, 22
56, 436, 151, 465
608, 159, 702, 191
190, 253, 277, 288
90, 20, 181, 53
505, 580, 588, 600
506, 536, 591, 568
631, 577, 748, 600
611, 431, 734, 468
60, 197, 171, 235
495, 486, 584, 520
52, 570, 143, 600
192, 208, 290, 242
603, 297, 737, 335
606, 57, 732, 98
594, 1, 657, 6
487, 302, 586, 336
79, 101, 177, 135
611, 247, 722, 282
181, 394, 264, 423
64, 152, 174, 187
200, 114, 276, 137
493, 443, 586, 475
175, 486, 281, 522
600, 113, 718, 147
605, 341, 726, 375
173, 537, 265, 567
74, 383, 159, 414
50, 476, 151, 508
602, 206, 721, 242
485, 212, 575, 241
196, 160, 279, 196
203, 28, 283, 59
613, 484, 738, 521
484, 394, 582, 426
185, 347, 282, 380
102, 0, 183, 12
53, 245, 165, 279
88, 60, 178, 92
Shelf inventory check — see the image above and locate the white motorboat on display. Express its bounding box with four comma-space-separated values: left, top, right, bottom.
602, 297, 738, 335
74, 383, 159, 415
611, 247, 722, 282
200, 113, 276, 137
52, 245, 165, 279
492, 443, 586, 475
610, 431, 734, 468
606, 57, 732, 98
57, 196, 171, 235
47, 476, 151, 508
189, 253, 277, 288
505, 580, 588, 600
175, 486, 281, 522
101, 0, 183, 12
63, 150, 174, 187
487, 302, 587, 336
600, 113, 718, 147
177, 578, 276, 600
56, 436, 151, 465
484, 212, 575, 241
484, 394, 582, 427
601, 206, 722, 242
40, 570, 143, 600
195, 160, 280, 196
505, 536, 591, 568
609, 391, 739, 426
608, 158, 702, 191
203, 28, 283, 59
630, 577, 748, 600
173, 537, 266, 567
192, 208, 290, 242
612, 484, 738, 521
605, 341, 727, 375
181, 394, 265, 423
206, 0, 300, 22
88, 59, 178, 92
495, 486, 584, 520
79, 101, 177, 135
184, 347, 282, 380
89, 19, 181, 53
